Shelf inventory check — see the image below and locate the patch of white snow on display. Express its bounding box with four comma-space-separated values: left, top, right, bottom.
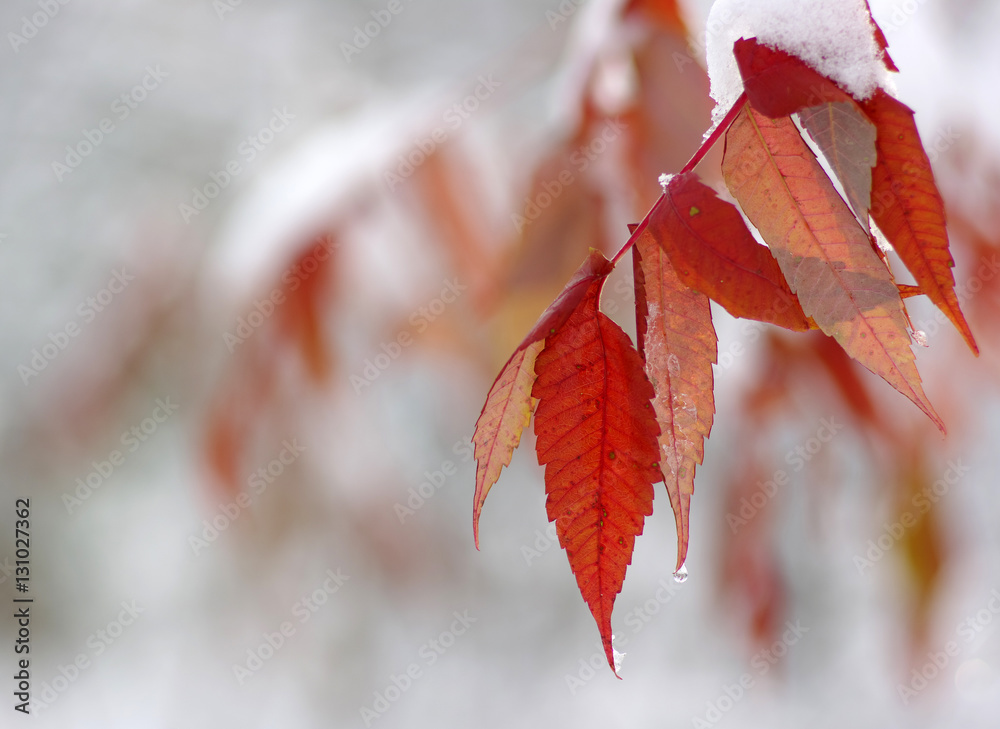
704, 0, 894, 128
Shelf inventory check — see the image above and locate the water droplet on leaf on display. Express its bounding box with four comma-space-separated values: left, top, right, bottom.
673, 564, 689, 583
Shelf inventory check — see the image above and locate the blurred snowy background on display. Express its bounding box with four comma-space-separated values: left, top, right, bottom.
3, 0, 1000, 726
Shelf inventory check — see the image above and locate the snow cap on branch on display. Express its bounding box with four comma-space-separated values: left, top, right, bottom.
705, 0, 894, 127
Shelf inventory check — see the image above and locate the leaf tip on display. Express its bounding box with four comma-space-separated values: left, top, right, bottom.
962, 330, 981, 357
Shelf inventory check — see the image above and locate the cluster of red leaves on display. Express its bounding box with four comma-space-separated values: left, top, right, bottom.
472, 10, 976, 675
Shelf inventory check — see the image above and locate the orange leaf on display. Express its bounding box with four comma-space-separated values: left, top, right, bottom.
649, 172, 812, 331
797, 101, 877, 226
862, 89, 978, 355
623, 0, 686, 35
532, 252, 661, 676
633, 228, 716, 573
473, 251, 614, 547
279, 233, 337, 382
723, 103, 944, 432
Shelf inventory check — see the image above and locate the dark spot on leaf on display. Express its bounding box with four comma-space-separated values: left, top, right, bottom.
608, 451, 616, 460
689, 206, 700, 216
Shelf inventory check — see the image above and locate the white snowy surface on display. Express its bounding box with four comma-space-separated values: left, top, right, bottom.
704, 0, 894, 126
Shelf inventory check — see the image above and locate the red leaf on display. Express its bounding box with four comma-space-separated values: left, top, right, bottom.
734, 37, 852, 118
532, 252, 661, 676
633, 228, 716, 572
723, 103, 944, 432
473, 251, 614, 547
649, 173, 813, 331
862, 89, 978, 355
